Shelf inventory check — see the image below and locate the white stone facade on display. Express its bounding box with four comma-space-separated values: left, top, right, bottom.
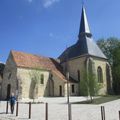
1, 53, 78, 100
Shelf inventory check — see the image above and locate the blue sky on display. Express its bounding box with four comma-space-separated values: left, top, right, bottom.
0, 0, 120, 63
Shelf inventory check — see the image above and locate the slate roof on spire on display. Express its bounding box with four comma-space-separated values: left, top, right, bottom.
59, 6, 107, 62
79, 6, 92, 38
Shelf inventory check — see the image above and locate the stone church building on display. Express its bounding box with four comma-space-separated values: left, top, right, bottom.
1, 6, 112, 100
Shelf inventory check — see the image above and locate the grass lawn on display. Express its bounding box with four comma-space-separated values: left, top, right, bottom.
72, 95, 120, 104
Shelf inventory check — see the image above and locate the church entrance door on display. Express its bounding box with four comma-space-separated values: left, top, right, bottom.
7, 84, 11, 100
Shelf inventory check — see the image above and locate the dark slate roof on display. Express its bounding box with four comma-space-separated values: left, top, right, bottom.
79, 6, 91, 37
69, 76, 79, 83
59, 6, 107, 62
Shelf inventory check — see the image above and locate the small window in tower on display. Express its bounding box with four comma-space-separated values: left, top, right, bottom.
41, 74, 44, 84
71, 85, 75, 93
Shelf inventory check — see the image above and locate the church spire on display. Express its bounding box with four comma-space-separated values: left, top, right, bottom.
78, 6, 92, 38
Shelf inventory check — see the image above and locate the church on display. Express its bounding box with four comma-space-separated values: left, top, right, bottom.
0, 6, 112, 100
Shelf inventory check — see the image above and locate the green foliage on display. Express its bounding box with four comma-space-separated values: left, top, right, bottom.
80, 71, 101, 101
112, 44, 120, 94
72, 95, 120, 104
80, 72, 88, 96
97, 37, 120, 65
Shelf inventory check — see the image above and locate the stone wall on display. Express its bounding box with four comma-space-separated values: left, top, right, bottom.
64, 83, 78, 96
17, 68, 50, 99
52, 72, 66, 96
61, 56, 86, 82
93, 57, 108, 95
61, 56, 109, 95
1, 53, 17, 100
61, 56, 86, 95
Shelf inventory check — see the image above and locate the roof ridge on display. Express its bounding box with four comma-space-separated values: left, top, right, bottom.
11, 50, 50, 59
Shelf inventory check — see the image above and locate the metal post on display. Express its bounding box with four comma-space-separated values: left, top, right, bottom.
29, 102, 31, 119
45, 103, 48, 120
101, 106, 104, 120
68, 103, 72, 120
103, 106, 105, 120
6, 101, 8, 114
16, 102, 19, 116
67, 72, 70, 104
119, 111, 120, 120
101, 106, 105, 120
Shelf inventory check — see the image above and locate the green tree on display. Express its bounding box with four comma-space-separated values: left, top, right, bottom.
97, 37, 120, 65
112, 44, 120, 94
80, 71, 101, 103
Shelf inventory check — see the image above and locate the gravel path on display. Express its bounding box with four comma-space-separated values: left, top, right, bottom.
0, 97, 120, 120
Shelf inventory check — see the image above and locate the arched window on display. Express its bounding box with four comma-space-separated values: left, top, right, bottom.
97, 67, 103, 83
77, 70, 80, 82
41, 74, 44, 84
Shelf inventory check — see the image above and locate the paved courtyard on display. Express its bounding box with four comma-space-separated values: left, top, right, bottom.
0, 97, 120, 120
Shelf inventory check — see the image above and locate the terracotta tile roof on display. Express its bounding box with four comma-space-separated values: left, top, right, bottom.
11, 50, 67, 81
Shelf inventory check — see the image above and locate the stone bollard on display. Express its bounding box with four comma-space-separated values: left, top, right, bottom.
68, 103, 72, 120
101, 106, 105, 120
6, 101, 9, 114
119, 111, 120, 120
16, 102, 19, 116
45, 103, 48, 120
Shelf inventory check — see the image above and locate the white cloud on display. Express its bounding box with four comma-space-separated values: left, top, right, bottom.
25, 0, 60, 8
49, 33, 54, 37
43, 0, 60, 8
27, 0, 33, 3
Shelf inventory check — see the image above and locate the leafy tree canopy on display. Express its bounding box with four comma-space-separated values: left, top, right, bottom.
97, 37, 120, 65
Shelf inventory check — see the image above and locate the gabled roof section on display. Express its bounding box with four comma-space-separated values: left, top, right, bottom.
11, 50, 77, 82
11, 50, 62, 71
59, 6, 107, 62
10, 50, 78, 83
